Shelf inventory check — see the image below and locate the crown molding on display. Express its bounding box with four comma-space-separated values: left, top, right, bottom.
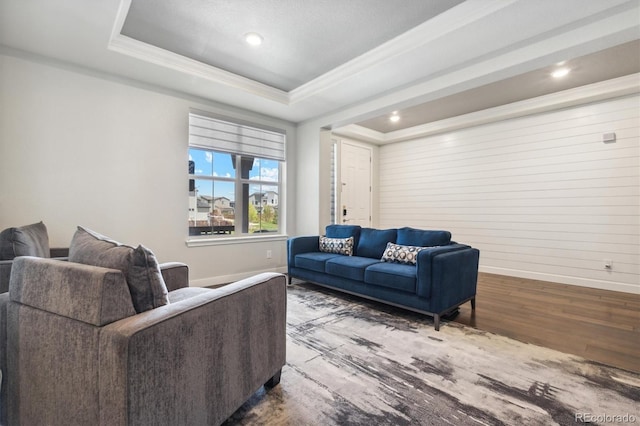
331, 125, 385, 144
108, 0, 519, 107
106, 0, 638, 123
288, 0, 518, 104
108, 0, 289, 105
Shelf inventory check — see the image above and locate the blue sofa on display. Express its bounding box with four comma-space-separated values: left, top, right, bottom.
287, 225, 479, 330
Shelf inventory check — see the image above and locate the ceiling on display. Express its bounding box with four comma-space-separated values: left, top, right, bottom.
357, 40, 640, 133
121, 0, 465, 92
1, 0, 639, 137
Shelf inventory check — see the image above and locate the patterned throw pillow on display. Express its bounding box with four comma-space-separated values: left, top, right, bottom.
381, 242, 425, 265
319, 236, 354, 256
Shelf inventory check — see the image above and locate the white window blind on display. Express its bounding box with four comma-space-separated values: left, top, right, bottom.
189, 113, 286, 161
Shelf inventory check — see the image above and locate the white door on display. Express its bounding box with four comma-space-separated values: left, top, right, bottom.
340, 141, 372, 227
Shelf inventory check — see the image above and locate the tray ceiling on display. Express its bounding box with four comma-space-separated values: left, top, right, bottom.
121, 0, 465, 92
356, 40, 640, 134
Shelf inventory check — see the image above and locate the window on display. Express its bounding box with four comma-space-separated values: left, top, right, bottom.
188, 113, 285, 237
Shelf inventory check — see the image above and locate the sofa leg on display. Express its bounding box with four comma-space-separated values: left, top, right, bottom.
433, 314, 440, 331
265, 369, 282, 388
471, 297, 476, 310
287, 275, 292, 285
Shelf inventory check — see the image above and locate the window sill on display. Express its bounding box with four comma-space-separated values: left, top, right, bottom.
186, 234, 289, 247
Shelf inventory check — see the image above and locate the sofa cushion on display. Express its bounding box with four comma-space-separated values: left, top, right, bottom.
365, 262, 417, 293
326, 256, 381, 281
295, 252, 342, 273
396, 227, 451, 247
0, 221, 50, 260
319, 236, 354, 256
381, 242, 425, 265
69, 226, 169, 313
326, 224, 361, 249
357, 228, 397, 259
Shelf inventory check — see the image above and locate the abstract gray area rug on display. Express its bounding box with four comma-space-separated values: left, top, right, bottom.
224, 283, 640, 425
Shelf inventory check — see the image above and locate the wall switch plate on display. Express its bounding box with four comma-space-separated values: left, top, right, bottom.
602, 132, 616, 143
267, 250, 272, 259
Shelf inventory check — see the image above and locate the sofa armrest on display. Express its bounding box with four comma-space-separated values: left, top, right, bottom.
430, 248, 479, 312
98, 272, 287, 426
287, 236, 320, 272
415, 244, 475, 299
160, 262, 189, 291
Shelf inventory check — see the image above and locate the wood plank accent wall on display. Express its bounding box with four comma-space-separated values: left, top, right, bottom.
378, 94, 639, 294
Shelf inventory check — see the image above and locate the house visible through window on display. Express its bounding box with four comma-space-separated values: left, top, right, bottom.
188, 113, 285, 237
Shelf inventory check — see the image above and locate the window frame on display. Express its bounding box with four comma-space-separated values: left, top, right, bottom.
187, 115, 286, 244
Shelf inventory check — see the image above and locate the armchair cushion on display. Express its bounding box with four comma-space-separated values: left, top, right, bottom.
69, 226, 169, 313
0, 221, 50, 260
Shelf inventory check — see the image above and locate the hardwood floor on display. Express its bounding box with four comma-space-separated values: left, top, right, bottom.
454, 273, 640, 373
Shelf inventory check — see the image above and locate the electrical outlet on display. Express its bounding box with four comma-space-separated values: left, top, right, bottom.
267, 250, 272, 259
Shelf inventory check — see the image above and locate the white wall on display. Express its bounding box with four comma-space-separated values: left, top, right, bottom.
0, 53, 296, 286
294, 122, 322, 235
378, 94, 639, 294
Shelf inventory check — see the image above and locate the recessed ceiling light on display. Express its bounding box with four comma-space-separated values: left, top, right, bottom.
390, 113, 400, 123
245, 32, 264, 47
551, 67, 570, 78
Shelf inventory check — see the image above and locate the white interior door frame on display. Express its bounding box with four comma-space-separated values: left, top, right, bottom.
339, 139, 372, 227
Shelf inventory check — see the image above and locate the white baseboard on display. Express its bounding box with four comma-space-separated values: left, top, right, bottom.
189, 266, 288, 288
480, 266, 640, 295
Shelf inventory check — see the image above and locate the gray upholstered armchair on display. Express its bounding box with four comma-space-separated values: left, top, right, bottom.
2, 256, 286, 425
0, 221, 69, 294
